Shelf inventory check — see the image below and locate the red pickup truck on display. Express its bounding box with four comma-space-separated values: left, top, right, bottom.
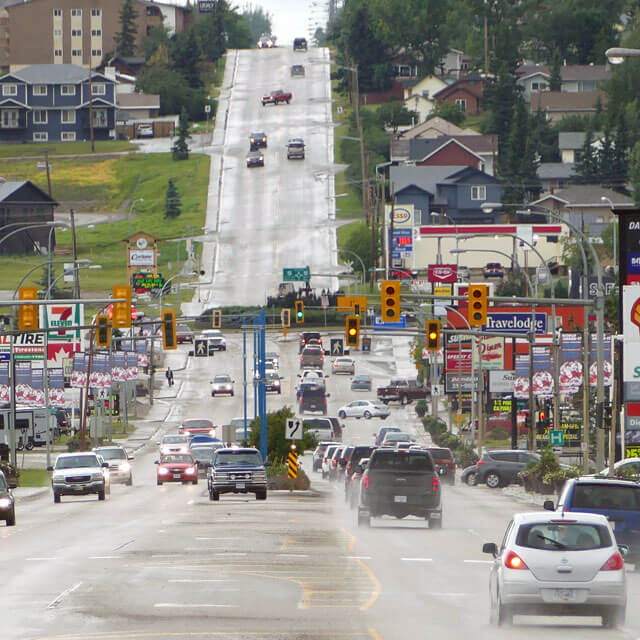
262, 89, 292, 106
376, 378, 430, 405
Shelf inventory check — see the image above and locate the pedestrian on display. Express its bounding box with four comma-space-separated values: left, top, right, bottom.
165, 366, 174, 387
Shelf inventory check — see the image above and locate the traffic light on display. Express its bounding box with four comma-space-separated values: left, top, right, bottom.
95, 314, 111, 348
353, 303, 361, 318
295, 300, 304, 323
380, 280, 401, 322
468, 284, 488, 327
345, 315, 360, 347
281, 308, 291, 327
161, 309, 177, 350
426, 320, 441, 351
212, 309, 222, 329
112, 285, 132, 328
18, 286, 38, 331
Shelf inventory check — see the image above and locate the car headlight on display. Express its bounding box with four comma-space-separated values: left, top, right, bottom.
0, 497, 12, 508
250, 138, 255, 142
158, 467, 170, 475
91, 472, 103, 481
119, 462, 131, 472
186, 467, 196, 474
52, 473, 65, 484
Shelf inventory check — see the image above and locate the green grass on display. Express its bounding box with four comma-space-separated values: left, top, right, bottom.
462, 113, 487, 132
0, 140, 136, 158
17, 468, 50, 487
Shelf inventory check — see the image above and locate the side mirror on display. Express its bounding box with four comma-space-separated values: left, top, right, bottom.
46, 465, 53, 472
618, 544, 630, 557
154, 460, 159, 465
102, 462, 109, 468
128, 455, 134, 461
543, 500, 555, 511
482, 542, 498, 557
326, 393, 331, 398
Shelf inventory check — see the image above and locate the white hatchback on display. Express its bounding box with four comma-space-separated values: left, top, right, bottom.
483, 511, 627, 628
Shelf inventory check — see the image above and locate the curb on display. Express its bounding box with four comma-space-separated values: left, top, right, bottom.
14, 487, 49, 503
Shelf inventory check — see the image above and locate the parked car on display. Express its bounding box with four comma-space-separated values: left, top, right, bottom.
427, 447, 456, 485
338, 400, 389, 420
93, 445, 133, 486
483, 511, 627, 627
473, 449, 541, 488
357, 448, 442, 528
51, 452, 110, 503
483, 262, 505, 278
332, 356, 355, 375
210, 374, 234, 397
0, 469, 16, 525
156, 453, 198, 485
176, 324, 194, 344
207, 447, 267, 500
249, 131, 267, 150
136, 124, 153, 138
351, 374, 372, 391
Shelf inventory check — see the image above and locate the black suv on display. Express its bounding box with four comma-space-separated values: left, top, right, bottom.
473, 449, 540, 488
298, 383, 329, 414
207, 447, 267, 501
249, 131, 267, 151
293, 37, 307, 51
357, 448, 442, 528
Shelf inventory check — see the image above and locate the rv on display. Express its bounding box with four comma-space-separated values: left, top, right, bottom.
0, 406, 52, 450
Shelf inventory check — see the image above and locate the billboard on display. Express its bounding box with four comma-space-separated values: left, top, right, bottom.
622, 286, 640, 385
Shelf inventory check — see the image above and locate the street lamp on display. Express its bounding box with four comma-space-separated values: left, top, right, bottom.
45, 263, 102, 299
13, 259, 92, 298
333, 249, 366, 293
605, 47, 640, 64
128, 198, 144, 236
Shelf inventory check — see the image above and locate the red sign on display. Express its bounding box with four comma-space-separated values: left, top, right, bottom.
627, 403, 640, 417
428, 264, 457, 283
446, 348, 472, 372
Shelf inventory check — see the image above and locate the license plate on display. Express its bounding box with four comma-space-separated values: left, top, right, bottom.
236, 482, 246, 489
555, 589, 575, 602
173, 473, 181, 479
73, 485, 83, 491
394, 495, 407, 503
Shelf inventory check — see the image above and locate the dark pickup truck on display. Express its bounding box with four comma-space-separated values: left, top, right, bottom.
376, 378, 429, 405
207, 447, 267, 501
357, 448, 442, 528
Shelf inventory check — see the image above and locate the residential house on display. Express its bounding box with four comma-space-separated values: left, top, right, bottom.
529, 185, 633, 236
537, 163, 577, 193
4, 0, 191, 71
433, 76, 485, 115
0, 179, 57, 254
116, 92, 160, 121
0, 64, 116, 142
529, 91, 607, 123
438, 49, 472, 80
558, 131, 604, 164
517, 64, 611, 100
390, 165, 503, 224
402, 75, 448, 122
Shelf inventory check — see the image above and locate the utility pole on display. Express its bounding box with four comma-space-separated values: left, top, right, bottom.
88, 60, 95, 153
70, 209, 80, 299
44, 150, 52, 198
349, 59, 368, 225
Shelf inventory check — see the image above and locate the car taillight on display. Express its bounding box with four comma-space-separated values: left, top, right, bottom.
362, 473, 370, 490
432, 476, 439, 492
600, 552, 624, 571
347, 463, 352, 472
504, 551, 528, 570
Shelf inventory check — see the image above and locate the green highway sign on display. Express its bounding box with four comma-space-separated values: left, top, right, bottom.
549, 429, 565, 446
283, 267, 310, 282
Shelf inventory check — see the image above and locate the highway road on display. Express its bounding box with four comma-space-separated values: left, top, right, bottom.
5, 333, 640, 639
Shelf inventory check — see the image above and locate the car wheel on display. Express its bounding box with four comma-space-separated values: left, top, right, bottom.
231, 391, 234, 396
25, 440, 34, 451
602, 606, 626, 628
192, 479, 198, 485
357, 508, 370, 527
338, 410, 346, 419
209, 489, 219, 501
53, 491, 61, 503
211, 392, 215, 397
364, 411, 372, 419
485, 472, 502, 489
126, 476, 133, 486
157, 480, 163, 486
428, 512, 442, 529
6, 508, 15, 526
465, 472, 477, 486
98, 489, 106, 501
256, 490, 267, 500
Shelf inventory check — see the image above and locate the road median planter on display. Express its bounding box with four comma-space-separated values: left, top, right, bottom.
267, 463, 310, 490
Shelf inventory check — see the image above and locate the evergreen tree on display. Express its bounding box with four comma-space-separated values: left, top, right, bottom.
114, 0, 138, 58
170, 30, 202, 89
195, 0, 228, 62
612, 110, 630, 190
597, 128, 616, 186
165, 179, 182, 219
575, 126, 598, 182
630, 141, 640, 207
172, 108, 190, 160
549, 49, 562, 91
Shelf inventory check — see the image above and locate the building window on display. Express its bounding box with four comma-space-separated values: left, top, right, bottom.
61, 131, 76, 141
146, 6, 160, 15
91, 83, 106, 95
71, 9, 81, 16
53, 8, 62, 16
61, 85, 76, 95
471, 185, 486, 201
91, 49, 102, 57
91, 29, 101, 36
455, 98, 467, 112
33, 132, 48, 141
54, 49, 63, 57
33, 110, 48, 124
461, 62, 470, 70
61, 109, 76, 123
146, 25, 152, 36
531, 81, 548, 91
71, 29, 82, 37
91, 8, 101, 16
2, 84, 17, 96
33, 85, 47, 96
1, 109, 19, 128
54, 28, 62, 37
92, 109, 108, 127
72, 49, 82, 57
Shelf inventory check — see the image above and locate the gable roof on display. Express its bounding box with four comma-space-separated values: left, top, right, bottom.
541, 185, 633, 208
0, 180, 57, 204
558, 131, 604, 150
397, 116, 476, 140
390, 165, 499, 199
409, 137, 484, 163
0, 64, 111, 85
439, 165, 501, 184
517, 64, 611, 82
530, 90, 607, 112
434, 80, 484, 101
450, 134, 497, 154
537, 162, 577, 180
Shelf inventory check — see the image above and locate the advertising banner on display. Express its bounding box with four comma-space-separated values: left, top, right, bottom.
0, 362, 8, 404
428, 264, 457, 284
48, 368, 66, 407
589, 334, 613, 387
489, 370, 516, 394
125, 351, 138, 380
42, 303, 84, 341
559, 333, 583, 394
30, 368, 45, 407
15, 361, 33, 404
472, 336, 505, 370
446, 347, 472, 372
71, 353, 87, 388
47, 342, 76, 369
623, 286, 640, 385
89, 353, 111, 389
445, 372, 479, 393
111, 352, 127, 382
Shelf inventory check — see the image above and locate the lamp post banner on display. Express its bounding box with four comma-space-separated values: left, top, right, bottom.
0, 362, 8, 404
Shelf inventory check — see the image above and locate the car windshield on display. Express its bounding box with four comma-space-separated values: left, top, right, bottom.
516, 522, 612, 550
384, 433, 410, 442
163, 435, 188, 444
214, 376, 231, 383
183, 420, 213, 429
215, 451, 263, 466
428, 448, 452, 461
161, 455, 193, 464
95, 448, 126, 460
572, 484, 640, 511
55, 455, 100, 469
370, 451, 433, 471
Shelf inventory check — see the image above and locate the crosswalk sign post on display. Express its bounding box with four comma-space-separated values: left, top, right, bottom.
330, 338, 344, 356
195, 338, 208, 357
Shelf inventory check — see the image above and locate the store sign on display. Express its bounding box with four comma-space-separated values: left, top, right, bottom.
446, 348, 472, 372
485, 312, 547, 335
492, 398, 513, 413
129, 249, 155, 266
489, 370, 516, 393
133, 273, 165, 292
445, 372, 479, 393
473, 336, 504, 370
428, 264, 457, 284
622, 286, 640, 384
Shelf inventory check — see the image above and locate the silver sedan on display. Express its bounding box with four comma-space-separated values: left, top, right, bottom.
332, 357, 355, 375
337, 400, 389, 420
483, 511, 627, 628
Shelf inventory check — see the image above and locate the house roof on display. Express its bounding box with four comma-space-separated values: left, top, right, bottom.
397, 116, 476, 140
117, 93, 160, 109
0, 179, 57, 204
390, 165, 499, 198
450, 134, 497, 154
533, 185, 633, 208
0, 64, 111, 85
409, 137, 484, 163
434, 78, 484, 100
530, 90, 607, 112
558, 131, 604, 150
537, 162, 577, 180
517, 64, 611, 82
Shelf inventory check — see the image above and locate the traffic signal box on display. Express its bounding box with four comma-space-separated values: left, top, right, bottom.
18, 286, 38, 331
426, 320, 441, 351
295, 300, 304, 323
112, 285, 132, 329
161, 309, 177, 350
380, 280, 401, 322
212, 309, 222, 329
281, 308, 291, 327
95, 314, 111, 348
468, 284, 488, 327
345, 315, 360, 347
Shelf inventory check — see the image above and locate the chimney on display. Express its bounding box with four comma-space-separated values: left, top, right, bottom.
104, 66, 116, 82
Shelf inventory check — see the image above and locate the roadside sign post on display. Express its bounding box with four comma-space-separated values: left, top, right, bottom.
285, 418, 301, 440
282, 267, 310, 282
330, 339, 344, 356
194, 338, 208, 357
549, 429, 565, 446
287, 445, 298, 479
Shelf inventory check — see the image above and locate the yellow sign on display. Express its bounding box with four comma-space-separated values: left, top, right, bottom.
337, 295, 368, 315
287, 451, 299, 479
626, 446, 640, 458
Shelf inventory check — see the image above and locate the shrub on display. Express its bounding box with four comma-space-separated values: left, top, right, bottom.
0, 461, 18, 481
415, 399, 428, 418
267, 461, 310, 490
486, 426, 509, 441
422, 416, 446, 441
455, 444, 479, 469
518, 445, 564, 494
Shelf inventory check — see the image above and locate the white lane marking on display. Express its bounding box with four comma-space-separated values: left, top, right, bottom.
154, 603, 238, 608
187, 499, 195, 505
426, 592, 472, 597
27, 557, 57, 561
277, 554, 309, 558
152, 554, 181, 558
464, 559, 493, 564
196, 537, 235, 541
343, 556, 372, 560
215, 552, 246, 557
47, 582, 82, 609
88, 556, 119, 560
401, 558, 433, 562
168, 579, 230, 583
